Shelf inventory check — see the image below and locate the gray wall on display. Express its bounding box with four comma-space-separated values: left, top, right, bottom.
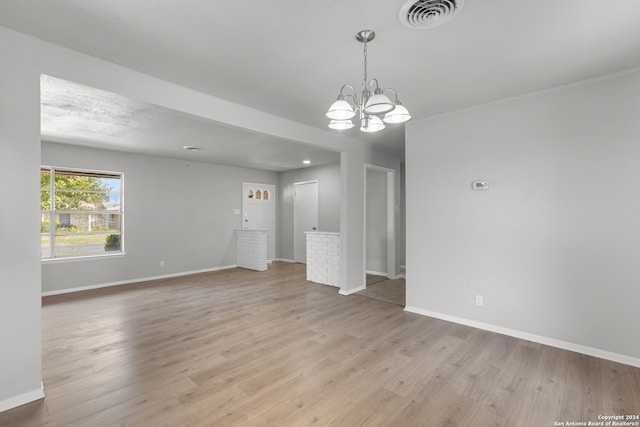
0, 41, 43, 406
366, 168, 388, 274
42, 142, 278, 293
400, 159, 406, 269
406, 69, 640, 362
278, 162, 340, 261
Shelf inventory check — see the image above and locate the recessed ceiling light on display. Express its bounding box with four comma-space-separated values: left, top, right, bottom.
303, 160, 311, 165
183, 145, 202, 151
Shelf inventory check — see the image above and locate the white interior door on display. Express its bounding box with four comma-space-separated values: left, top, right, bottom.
294, 181, 318, 263
242, 182, 276, 261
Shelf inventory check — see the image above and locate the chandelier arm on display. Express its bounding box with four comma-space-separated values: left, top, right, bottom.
382, 88, 399, 104
344, 94, 359, 108
339, 84, 356, 96
338, 84, 360, 107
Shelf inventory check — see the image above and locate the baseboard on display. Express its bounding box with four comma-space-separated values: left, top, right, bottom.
339, 285, 366, 296
366, 270, 388, 277
398, 265, 406, 279
273, 258, 296, 263
404, 306, 640, 368
42, 265, 237, 296
366, 270, 404, 279
0, 382, 44, 413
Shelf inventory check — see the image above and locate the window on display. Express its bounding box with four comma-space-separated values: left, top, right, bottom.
41, 167, 123, 259
246, 187, 270, 201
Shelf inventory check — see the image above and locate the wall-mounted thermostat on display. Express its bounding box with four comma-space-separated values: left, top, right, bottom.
471, 180, 489, 190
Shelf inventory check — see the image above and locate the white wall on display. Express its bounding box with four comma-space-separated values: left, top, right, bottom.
366, 168, 388, 274
406, 69, 640, 364
0, 33, 43, 409
41, 142, 278, 293
278, 162, 340, 261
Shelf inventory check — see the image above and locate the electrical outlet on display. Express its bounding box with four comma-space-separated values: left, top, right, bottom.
160, 260, 165, 267
475, 295, 483, 306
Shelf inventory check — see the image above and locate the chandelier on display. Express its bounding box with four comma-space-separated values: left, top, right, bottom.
326, 30, 411, 133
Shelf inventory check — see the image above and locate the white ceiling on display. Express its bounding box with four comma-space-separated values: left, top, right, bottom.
3, 0, 640, 162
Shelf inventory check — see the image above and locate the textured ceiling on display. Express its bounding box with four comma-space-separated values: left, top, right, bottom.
3, 0, 640, 158
41, 76, 340, 171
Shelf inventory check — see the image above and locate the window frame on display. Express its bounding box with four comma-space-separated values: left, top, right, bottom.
41, 165, 124, 262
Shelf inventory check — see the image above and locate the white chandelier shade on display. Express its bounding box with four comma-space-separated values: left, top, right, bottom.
360, 115, 385, 133
363, 90, 394, 115
326, 30, 411, 133
329, 119, 355, 130
383, 103, 412, 124
326, 98, 356, 120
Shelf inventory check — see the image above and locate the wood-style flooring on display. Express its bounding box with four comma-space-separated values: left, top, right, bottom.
356, 274, 406, 306
2, 261, 639, 426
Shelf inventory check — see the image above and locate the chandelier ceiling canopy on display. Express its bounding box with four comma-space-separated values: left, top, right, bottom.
326, 30, 411, 133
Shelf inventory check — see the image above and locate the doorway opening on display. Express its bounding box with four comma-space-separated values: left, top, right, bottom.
293, 180, 318, 263
358, 164, 405, 306
363, 164, 395, 278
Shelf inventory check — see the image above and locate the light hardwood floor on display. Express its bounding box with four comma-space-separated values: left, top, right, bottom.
356, 275, 405, 306
2, 262, 639, 426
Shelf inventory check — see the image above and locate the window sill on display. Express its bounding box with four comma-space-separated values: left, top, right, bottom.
42, 252, 126, 264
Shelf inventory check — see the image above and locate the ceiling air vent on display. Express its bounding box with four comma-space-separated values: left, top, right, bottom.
399, 0, 465, 30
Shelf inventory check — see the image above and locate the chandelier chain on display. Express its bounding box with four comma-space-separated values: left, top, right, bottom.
362, 40, 368, 89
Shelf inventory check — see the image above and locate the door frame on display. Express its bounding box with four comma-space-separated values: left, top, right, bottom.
293, 180, 319, 263
363, 164, 396, 285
